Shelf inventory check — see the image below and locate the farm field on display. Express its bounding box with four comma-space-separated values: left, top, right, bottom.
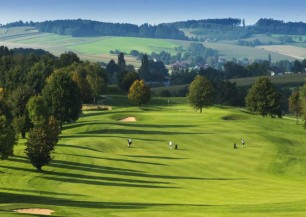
0, 96, 306, 216
257, 45, 306, 60
0, 27, 300, 65
205, 42, 296, 62
0, 27, 179, 66
69, 37, 180, 55
229, 73, 306, 87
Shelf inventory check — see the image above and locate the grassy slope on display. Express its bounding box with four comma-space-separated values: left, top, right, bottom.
69, 37, 180, 55
0, 27, 299, 65
0, 27, 179, 67
0, 96, 306, 216
257, 45, 306, 60
230, 73, 306, 87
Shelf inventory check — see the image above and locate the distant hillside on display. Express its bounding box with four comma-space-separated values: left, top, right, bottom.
166, 18, 306, 41
4, 18, 306, 42
3, 19, 188, 40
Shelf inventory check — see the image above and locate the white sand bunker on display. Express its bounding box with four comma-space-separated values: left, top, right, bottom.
14, 208, 55, 215
120, 117, 136, 122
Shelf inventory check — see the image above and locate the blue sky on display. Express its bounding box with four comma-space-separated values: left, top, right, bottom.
1, 0, 306, 25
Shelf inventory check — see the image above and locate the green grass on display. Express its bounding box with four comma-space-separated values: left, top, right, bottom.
240, 34, 282, 44
69, 37, 180, 55
272, 34, 306, 43
205, 42, 296, 61
1, 96, 306, 216
230, 73, 306, 87
0, 27, 301, 65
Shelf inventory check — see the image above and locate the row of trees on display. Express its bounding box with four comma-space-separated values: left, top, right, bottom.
4, 18, 306, 42
187, 75, 282, 117
0, 47, 107, 170
35, 20, 188, 40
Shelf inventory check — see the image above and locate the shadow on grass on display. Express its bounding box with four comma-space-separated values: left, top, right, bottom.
56, 144, 102, 153
62, 121, 197, 132
0, 188, 82, 197
77, 128, 213, 136
1, 165, 174, 189
123, 155, 189, 160
0, 191, 213, 209
60, 134, 165, 142
63, 154, 169, 166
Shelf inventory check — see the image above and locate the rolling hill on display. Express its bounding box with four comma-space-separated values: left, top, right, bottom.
0, 96, 306, 216
0, 26, 303, 66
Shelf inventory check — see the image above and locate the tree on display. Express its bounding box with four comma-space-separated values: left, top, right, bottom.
268, 53, 272, 63
288, 89, 303, 124
106, 60, 118, 84
25, 116, 60, 171
59, 51, 80, 67
26, 95, 50, 126
187, 75, 215, 113
300, 80, 306, 128
72, 71, 92, 103
128, 80, 151, 105
292, 60, 303, 73
120, 71, 139, 91
0, 100, 17, 159
118, 53, 126, 73
42, 70, 82, 126
138, 54, 150, 81
246, 77, 282, 117
7, 85, 34, 138
302, 59, 306, 73
86, 71, 105, 104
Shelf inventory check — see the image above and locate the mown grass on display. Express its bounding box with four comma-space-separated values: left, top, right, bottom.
0, 95, 306, 216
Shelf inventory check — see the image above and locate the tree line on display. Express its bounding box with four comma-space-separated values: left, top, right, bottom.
3, 19, 187, 40
5, 18, 306, 42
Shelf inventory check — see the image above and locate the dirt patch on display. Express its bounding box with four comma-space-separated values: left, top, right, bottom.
120, 117, 136, 122
82, 104, 112, 111
13, 208, 55, 215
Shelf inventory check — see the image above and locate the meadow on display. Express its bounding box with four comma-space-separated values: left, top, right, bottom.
257, 45, 306, 60
0, 27, 299, 66
0, 27, 179, 66
229, 73, 306, 87
0, 95, 306, 216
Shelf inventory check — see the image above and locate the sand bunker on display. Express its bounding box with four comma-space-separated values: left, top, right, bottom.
120, 117, 136, 122
14, 208, 55, 215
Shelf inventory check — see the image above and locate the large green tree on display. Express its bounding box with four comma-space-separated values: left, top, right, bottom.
26, 95, 50, 126
128, 80, 150, 105
7, 85, 34, 138
187, 75, 215, 113
246, 76, 282, 117
120, 71, 139, 91
288, 89, 303, 124
86, 70, 106, 104
138, 54, 150, 81
42, 70, 82, 126
59, 51, 80, 67
25, 116, 60, 171
0, 99, 17, 159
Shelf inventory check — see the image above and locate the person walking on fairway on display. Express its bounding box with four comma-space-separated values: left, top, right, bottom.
241, 139, 245, 148
234, 143, 237, 149
128, 138, 132, 148
169, 141, 173, 150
